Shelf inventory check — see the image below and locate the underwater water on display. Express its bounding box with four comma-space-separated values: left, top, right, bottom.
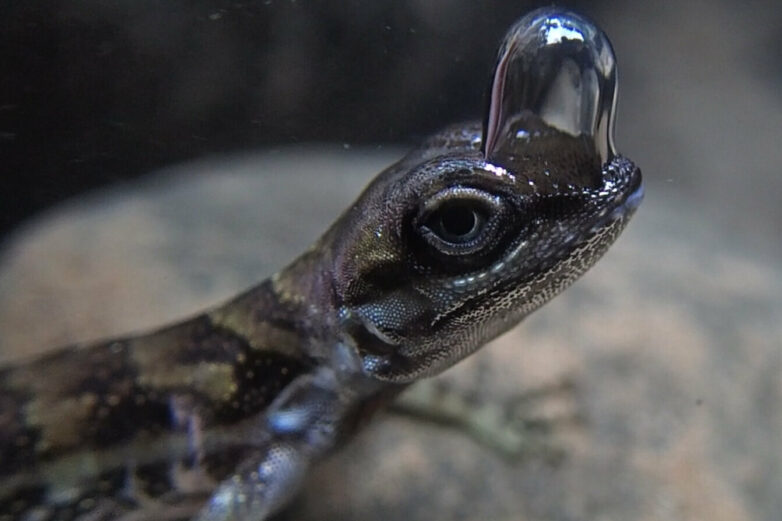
1, 1, 780, 520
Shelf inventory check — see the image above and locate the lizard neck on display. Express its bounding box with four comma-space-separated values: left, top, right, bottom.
208, 245, 340, 363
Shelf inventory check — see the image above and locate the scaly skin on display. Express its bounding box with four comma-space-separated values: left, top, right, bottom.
0, 8, 642, 521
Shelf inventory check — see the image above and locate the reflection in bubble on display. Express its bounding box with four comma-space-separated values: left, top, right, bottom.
482, 8, 618, 166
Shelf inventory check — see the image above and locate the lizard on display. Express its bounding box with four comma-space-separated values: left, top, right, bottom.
0, 8, 643, 521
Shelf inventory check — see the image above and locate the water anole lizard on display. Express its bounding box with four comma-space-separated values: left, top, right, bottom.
0, 8, 642, 521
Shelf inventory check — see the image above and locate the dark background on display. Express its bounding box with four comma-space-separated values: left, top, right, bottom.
2, 0, 781, 255
1, 0, 601, 238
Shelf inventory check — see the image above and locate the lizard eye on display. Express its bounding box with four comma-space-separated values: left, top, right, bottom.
417, 187, 507, 257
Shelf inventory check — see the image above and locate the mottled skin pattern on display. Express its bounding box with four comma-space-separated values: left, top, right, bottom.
0, 11, 642, 521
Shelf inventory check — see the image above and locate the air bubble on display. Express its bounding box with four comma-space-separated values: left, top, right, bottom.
483, 8, 618, 165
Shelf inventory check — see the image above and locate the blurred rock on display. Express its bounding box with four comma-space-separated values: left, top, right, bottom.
1, 147, 779, 521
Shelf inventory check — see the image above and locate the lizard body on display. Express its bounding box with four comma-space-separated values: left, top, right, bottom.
0, 9, 642, 520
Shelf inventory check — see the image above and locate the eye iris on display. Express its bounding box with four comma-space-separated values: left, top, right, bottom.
437, 202, 481, 242
416, 188, 506, 260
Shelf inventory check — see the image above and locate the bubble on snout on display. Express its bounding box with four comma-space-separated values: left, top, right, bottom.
482, 8, 618, 166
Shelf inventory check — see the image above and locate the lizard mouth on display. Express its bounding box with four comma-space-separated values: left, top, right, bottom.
602, 157, 644, 226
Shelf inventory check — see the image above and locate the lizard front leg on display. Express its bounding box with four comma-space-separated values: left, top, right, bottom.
194, 441, 309, 521
195, 367, 362, 521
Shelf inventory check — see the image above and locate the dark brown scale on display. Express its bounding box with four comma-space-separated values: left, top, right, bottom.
212, 344, 310, 424
0, 484, 47, 521
0, 382, 41, 477
136, 461, 177, 499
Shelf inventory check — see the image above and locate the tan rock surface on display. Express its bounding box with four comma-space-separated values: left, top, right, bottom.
0, 147, 779, 521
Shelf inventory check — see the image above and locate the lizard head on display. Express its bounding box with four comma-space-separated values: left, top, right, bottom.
328, 9, 643, 382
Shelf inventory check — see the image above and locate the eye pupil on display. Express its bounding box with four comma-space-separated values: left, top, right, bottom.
439, 203, 478, 239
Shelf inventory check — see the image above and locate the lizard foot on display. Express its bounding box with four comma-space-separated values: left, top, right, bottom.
390, 375, 581, 463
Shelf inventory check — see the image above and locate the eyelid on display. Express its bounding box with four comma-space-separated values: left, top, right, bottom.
417, 187, 502, 221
